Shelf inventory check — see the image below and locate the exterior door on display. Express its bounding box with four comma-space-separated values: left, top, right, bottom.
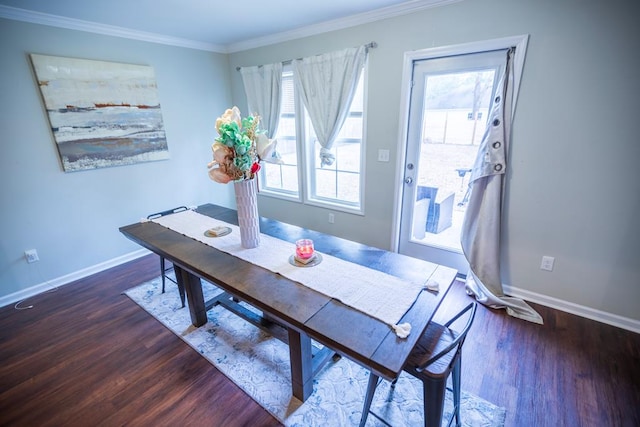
398, 49, 507, 272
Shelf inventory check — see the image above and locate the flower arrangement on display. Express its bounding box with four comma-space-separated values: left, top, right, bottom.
207, 106, 278, 184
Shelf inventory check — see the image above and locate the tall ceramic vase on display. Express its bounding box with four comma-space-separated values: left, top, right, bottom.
234, 178, 260, 248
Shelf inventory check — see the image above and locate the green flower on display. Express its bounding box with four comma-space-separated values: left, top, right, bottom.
242, 116, 255, 130
234, 153, 253, 171
235, 134, 250, 154
215, 121, 241, 147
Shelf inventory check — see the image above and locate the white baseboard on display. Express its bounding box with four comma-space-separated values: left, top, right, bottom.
3, 251, 638, 334
0, 249, 150, 309
503, 284, 640, 334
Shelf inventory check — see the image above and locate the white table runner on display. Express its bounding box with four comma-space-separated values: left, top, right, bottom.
150, 209, 428, 336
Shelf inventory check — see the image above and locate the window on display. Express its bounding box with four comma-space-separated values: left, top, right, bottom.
259, 65, 365, 212
261, 69, 299, 195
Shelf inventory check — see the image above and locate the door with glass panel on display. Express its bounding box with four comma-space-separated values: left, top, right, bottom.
398, 50, 507, 272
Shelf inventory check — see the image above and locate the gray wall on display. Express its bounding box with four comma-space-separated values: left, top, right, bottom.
229, 0, 640, 324
1, 0, 639, 327
0, 18, 236, 298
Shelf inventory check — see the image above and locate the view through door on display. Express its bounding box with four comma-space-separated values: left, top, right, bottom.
398, 49, 507, 272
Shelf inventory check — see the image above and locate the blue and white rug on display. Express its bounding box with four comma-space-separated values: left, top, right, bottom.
125, 276, 506, 427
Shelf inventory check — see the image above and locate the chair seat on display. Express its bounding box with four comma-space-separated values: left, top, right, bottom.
406, 322, 458, 378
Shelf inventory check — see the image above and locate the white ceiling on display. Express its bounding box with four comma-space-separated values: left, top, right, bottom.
0, 0, 458, 52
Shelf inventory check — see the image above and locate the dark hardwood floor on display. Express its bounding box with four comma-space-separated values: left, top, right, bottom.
1, 254, 638, 426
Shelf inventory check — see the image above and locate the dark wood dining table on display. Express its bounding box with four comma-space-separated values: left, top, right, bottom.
119, 203, 457, 402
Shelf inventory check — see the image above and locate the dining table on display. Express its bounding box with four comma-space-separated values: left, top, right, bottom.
119, 203, 457, 402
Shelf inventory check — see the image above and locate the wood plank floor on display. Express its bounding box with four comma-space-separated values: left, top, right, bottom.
1, 254, 638, 426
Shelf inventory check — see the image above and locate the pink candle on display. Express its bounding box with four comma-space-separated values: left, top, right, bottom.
295, 239, 314, 259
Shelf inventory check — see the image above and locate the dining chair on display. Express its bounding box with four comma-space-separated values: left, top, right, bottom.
147, 206, 188, 307
359, 302, 477, 427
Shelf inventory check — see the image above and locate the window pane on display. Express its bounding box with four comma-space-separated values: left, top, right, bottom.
281, 71, 296, 114
336, 115, 363, 140
263, 163, 283, 188
337, 171, 360, 203
315, 168, 337, 199
349, 74, 364, 112
422, 70, 495, 145
308, 70, 364, 208
277, 115, 296, 136
260, 69, 299, 195
263, 161, 299, 192
335, 141, 360, 173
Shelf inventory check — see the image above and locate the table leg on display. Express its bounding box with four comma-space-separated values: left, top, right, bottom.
287, 328, 314, 402
177, 278, 186, 308
174, 265, 207, 327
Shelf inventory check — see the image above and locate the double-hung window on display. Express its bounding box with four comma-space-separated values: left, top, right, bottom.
260, 67, 299, 196
259, 64, 366, 213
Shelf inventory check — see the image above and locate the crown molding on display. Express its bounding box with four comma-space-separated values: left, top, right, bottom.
226, 0, 463, 53
0, 5, 226, 53
0, 0, 462, 54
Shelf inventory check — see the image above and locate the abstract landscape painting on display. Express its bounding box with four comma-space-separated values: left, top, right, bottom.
30, 54, 170, 172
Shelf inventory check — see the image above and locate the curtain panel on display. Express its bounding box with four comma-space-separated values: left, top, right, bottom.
239, 62, 283, 138
460, 48, 543, 324
292, 45, 367, 167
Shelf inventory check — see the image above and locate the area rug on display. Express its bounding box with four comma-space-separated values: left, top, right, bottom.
125, 276, 506, 427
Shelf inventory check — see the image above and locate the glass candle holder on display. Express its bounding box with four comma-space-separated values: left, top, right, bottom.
295, 239, 314, 260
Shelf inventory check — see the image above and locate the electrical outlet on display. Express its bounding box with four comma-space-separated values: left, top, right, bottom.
328, 213, 335, 224
540, 255, 554, 271
25, 249, 39, 263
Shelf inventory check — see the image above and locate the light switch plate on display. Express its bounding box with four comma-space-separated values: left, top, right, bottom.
377, 149, 390, 162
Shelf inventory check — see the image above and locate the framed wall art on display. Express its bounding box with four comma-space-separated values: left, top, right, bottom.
30, 54, 170, 172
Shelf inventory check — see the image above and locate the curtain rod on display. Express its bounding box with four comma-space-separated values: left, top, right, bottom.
236, 41, 377, 71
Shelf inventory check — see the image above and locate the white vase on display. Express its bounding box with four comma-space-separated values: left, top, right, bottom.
234, 179, 260, 248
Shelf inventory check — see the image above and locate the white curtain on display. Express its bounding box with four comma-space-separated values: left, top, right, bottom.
239, 62, 283, 138
292, 45, 366, 167
460, 48, 543, 324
